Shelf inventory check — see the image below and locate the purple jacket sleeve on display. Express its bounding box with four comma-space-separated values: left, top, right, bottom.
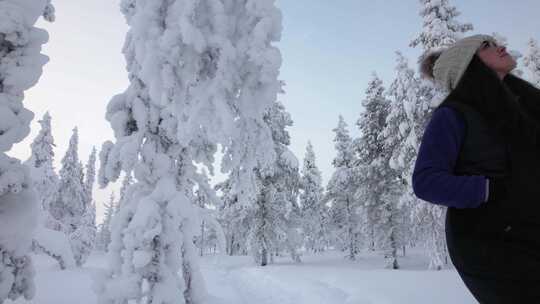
412, 106, 488, 208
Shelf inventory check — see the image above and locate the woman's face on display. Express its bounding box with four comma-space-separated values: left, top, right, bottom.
476, 40, 517, 79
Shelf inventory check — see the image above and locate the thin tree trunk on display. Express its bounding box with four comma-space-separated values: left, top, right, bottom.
199, 221, 205, 257
346, 198, 356, 261
261, 247, 268, 266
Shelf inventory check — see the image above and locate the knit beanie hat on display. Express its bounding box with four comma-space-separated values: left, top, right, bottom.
420, 34, 497, 92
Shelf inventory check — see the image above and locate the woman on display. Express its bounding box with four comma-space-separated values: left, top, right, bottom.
413, 34, 540, 303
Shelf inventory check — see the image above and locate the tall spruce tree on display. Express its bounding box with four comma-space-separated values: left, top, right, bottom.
385, 53, 421, 179
26, 112, 62, 231
327, 115, 360, 260
353, 74, 390, 228
380, 53, 425, 268
68, 145, 98, 265
247, 101, 302, 266
27, 112, 76, 269
409, 0, 473, 270
26, 112, 58, 211
51, 128, 86, 234
96, 0, 283, 302
353, 73, 406, 268
300, 141, 328, 253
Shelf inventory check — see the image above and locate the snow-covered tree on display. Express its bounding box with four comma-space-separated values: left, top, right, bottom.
69, 200, 96, 266
352, 73, 407, 269
373, 54, 428, 268
385, 53, 420, 180
409, 0, 473, 270
25, 112, 64, 232
247, 101, 302, 266
193, 169, 225, 256
96, 0, 282, 302
67, 145, 98, 265
327, 116, 360, 260
26, 112, 76, 269
353, 73, 389, 172
84, 146, 97, 203
97, 193, 116, 252
215, 172, 249, 256
50, 128, 86, 234
351, 73, 389, 250
299, 141, 328, 253
50, 128, 94, 266
523, 38, 540, 88
0, 0, 54, 301
410, 0, 473, 52
26, 112, 58, 211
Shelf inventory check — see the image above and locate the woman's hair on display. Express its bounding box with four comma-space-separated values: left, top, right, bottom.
439, 55, 531, 140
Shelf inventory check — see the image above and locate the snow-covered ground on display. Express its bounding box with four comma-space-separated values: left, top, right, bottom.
7, 249, 476, 304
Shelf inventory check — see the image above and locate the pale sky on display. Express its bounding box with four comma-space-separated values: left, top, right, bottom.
13, 0, 540, 221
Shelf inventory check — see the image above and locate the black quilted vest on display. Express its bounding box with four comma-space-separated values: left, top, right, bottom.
441, 100, 512, 233
445, 101, 508, 179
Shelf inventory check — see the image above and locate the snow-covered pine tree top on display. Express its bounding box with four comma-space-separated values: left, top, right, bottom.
26, 111, 59, 212
410, 0, 473, 51
61, 128, 81, 178
354, 73, 389, 166
28, 112, 55, 169
300, 141, 323, 209
301, 141, 323, 187
331, 115, 355, 169
523, 38, 540, 88
383, 51, 426, 176
54, 127, 86, 227
100, 0, 281, 201
84, 146, 96, 201
387, 52, 419, 125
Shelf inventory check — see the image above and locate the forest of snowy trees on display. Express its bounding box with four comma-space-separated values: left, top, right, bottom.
2, 0, 540, 303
